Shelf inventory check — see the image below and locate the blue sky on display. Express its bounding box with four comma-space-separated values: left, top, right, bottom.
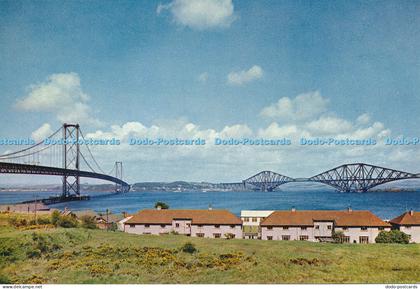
0, 0, 419, 183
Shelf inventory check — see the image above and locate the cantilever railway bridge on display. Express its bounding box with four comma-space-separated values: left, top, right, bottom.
0, 124, 130, 199
219, 163, 420, 192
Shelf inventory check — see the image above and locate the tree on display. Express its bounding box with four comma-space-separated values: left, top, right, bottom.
154, 201, 169, 209
375, 230, 410, 244
332, 231, 345, 243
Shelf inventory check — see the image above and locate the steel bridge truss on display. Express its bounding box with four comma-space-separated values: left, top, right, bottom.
219, 163, 419, 192
309, 163, 418, 192
243, 171, 294, 192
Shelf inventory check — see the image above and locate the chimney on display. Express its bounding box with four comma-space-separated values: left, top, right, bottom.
157, 206, 161, 210
409, 209, 414, 216
291, 207, 296, 212
122, 211, 127, 218
208, 204, 213, 211
347, 206, 352, 213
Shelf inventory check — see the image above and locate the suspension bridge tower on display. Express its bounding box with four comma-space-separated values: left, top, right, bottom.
115, 161, 123, 193
62, 123, 80, 197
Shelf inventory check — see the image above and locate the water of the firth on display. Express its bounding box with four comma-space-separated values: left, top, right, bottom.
1, 187, 419, 220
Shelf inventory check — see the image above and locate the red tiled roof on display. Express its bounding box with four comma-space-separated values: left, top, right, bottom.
390, 211, 420, 225
261, 210, 390, 227
126, 209, 242, 225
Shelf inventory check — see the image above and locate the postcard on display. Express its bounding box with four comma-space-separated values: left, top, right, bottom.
0, 1, 419, 288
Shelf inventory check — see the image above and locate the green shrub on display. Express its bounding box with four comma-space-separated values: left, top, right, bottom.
37, 216, 52, 225
81, 215, 97, 229
8, 216, 27, 227
224, 233, 235, 239
57, 215, 78, 228
154, 201, 169, 209
181, 242, 197, 254
32, 233, 49, 253
26, 248, 41, 258
0, 274, 11, 284
51, 210, 60, 226
108, 223, 118, 231
375, 230, 410, 244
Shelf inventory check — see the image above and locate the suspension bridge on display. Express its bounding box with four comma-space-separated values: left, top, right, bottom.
0, 124, 130, 203
219, 163, 420, 192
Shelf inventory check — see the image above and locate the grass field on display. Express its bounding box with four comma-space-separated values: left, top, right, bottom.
0, 213, 419, 284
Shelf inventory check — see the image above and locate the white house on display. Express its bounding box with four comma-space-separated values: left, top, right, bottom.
260, 208, 391, 243
241, 210, 274, 239
124, 209, 243, 239
390, 210, 420, 243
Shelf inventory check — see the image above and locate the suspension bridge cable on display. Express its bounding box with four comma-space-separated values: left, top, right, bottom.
79, 151, 98, 173
0, 143, 55, 161
79, 129, 106, 174
0, 126, 62, 158
107, 163, 116, 176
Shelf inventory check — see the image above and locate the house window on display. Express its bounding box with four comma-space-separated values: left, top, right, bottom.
301, 227, 307, 230
252, 217, 258, 222
175, 223, 180, 228
267, 236, 273, 240
341, 236, 350, 243
244, 217, 249, 222
378, 227, 384, 231
145, 224, 150, 228
198, 225, 203, 228
129, 224, 135, 228
299, 235, 309, 241
215, 225, 220, 228
361, 227, 367, 231
359, 236, 369, 244
160, 225, 165, 228
230, 225, 235, 228
315, 225, 320, 229
267, 226, 273, 230
405, 226, 411, 229
196, 233, 204, 238
342, 227, 348, 231
327, 225, 332, 230
282, 235, 290, 241
213, 233, 221, 238
283, 226, 289, 230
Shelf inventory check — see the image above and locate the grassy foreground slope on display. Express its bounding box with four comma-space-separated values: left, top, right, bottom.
0, 218, 419, 283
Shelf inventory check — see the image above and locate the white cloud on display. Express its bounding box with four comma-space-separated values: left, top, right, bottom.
227, 65, 263, 86
157, 0, 236, 30
15, 73, 101, 126
197, 72, 209, 83
306, 116, 353, 135
260, 91, 329, 122
31, 123, 53, 142
356, 113, 371, 125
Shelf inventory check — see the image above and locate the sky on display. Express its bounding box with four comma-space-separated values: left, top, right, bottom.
0, 0, 419, 184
